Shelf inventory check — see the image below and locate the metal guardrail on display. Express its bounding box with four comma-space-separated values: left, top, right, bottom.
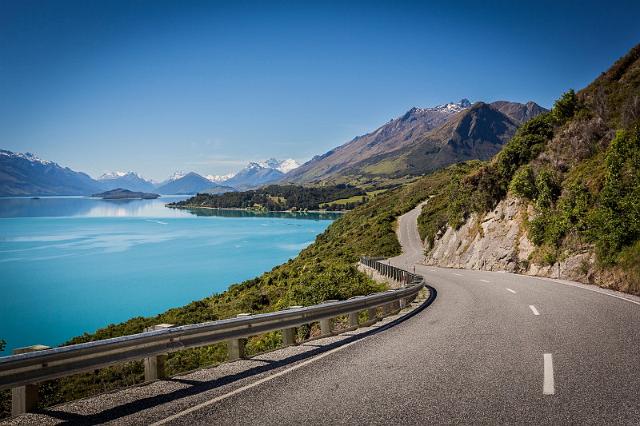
1, 258, 424, 415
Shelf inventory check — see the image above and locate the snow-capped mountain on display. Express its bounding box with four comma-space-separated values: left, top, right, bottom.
426, 98, 471, 114
97, 171, 155, 192
220, 158, 299, 190
155, 171, 235, 195
257, 158, 300, 173
203, 158, 299, 190
0, 150, 53, 166
206, 173, 236, 183
99, 171, 129, 179
0, 149, 101, 196
166, 171, 187, 182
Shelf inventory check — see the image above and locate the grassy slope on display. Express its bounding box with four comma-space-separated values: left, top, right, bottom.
0, 167, 453, 417
417, 44, 640, 295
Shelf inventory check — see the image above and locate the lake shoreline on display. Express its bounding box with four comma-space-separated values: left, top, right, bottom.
167, 204, 347, 214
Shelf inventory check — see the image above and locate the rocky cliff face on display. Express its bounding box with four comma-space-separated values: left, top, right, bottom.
423, 196, 601, 284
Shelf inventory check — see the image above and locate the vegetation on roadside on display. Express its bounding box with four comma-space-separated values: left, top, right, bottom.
170, 184, 367, 212
417, 44, 640, 294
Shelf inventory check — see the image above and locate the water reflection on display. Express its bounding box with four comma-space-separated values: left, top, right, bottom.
0, 197, 343, 220
0, 196, 189, 218
173, 207, 342, 221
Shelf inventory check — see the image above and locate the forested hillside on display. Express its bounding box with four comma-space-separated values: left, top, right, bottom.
417, 44, 640, 294
171, 184, 368, 211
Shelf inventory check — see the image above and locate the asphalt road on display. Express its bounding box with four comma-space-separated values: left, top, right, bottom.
7, 203, 640, 425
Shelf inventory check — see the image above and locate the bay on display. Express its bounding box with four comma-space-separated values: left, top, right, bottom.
0, 197, 337, 354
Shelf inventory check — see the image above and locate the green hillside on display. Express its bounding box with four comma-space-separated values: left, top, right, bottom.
172, 184, 367, 211
417, 44, 640, 295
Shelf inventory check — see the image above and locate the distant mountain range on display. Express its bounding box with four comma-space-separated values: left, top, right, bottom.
155, 172, 234, 195
97, 171, 156, 193
0, 98, 545, 195
0, 151, 299, 196
282, 99, 547, 184
0, 150, 102, 196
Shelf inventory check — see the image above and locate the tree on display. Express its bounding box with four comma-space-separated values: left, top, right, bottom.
553, 89, 579, 123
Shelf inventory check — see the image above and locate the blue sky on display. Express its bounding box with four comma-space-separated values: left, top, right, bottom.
1, 1, 638, 180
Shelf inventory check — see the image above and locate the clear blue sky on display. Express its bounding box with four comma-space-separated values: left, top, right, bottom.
1, 0, 638, 180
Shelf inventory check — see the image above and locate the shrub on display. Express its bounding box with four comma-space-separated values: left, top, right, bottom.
509, 165, 537, 199
553, 89, 579, 123
589, 127, 640, 263
534, 168, 560, 210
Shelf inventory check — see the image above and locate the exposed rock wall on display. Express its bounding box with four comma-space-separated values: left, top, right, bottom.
423, 197, 597, 284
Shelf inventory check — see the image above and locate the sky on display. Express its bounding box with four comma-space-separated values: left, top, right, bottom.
1, 1, 639, 181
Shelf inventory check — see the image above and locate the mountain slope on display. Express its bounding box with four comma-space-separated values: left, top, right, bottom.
349, 102, 521, 180
284, 100, 472, 184
223, 163, 284, 190
490, 100, 548, 124
284, 99, 545, 185
97, 172, 156, 192
155, 172, 233, 195
0, 150, 102, 196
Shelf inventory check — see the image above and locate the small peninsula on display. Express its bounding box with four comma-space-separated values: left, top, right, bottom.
91, 188, 160, 199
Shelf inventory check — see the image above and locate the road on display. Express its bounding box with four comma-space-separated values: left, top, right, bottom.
390, 200, 429, 268
6, 203, 640, 425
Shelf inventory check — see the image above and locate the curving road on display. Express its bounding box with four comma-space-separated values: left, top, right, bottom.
6, 203, 640, 425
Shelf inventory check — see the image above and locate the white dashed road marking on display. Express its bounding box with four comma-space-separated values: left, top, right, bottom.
506, 288, 516, 294
529, 305, 540, 316
543, 353, 555, 395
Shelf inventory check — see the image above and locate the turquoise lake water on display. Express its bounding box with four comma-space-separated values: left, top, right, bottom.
0, 197, 337, 355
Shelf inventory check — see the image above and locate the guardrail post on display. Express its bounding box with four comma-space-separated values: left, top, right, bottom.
281, 306, 302, 346
347, 311, 359, 330
399, 297, 407, 309
320, 318, 333, 336
143, 324, 174, 382
282, 327, 296, 346
362, 307, 378, 326
382, 303, 390, 317
227, 313, 251, 361
11, 344, 50, 416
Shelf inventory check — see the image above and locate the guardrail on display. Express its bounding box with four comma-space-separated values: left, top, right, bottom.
1, 258, 424, 416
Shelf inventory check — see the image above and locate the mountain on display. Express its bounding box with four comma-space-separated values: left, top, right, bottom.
259, 158, 300, 173
283, 99, 546, 185
284, 99, 472, 184
490, 100, 548, 124
0, 150, 102, 196
223, 162, 284, 190
155, 171, 234, 195
221, 158, 300, 190
350, 102, 523, 178
97, 171, 155, 192
206, 173, 236, 183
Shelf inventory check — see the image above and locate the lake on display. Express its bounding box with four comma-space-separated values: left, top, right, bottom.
0, 197, 338, 355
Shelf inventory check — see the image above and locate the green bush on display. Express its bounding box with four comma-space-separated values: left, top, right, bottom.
589, 127, 640, 263
534, 168, 560, 210
553, 89, 579, 123
509, 165, 537, 199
